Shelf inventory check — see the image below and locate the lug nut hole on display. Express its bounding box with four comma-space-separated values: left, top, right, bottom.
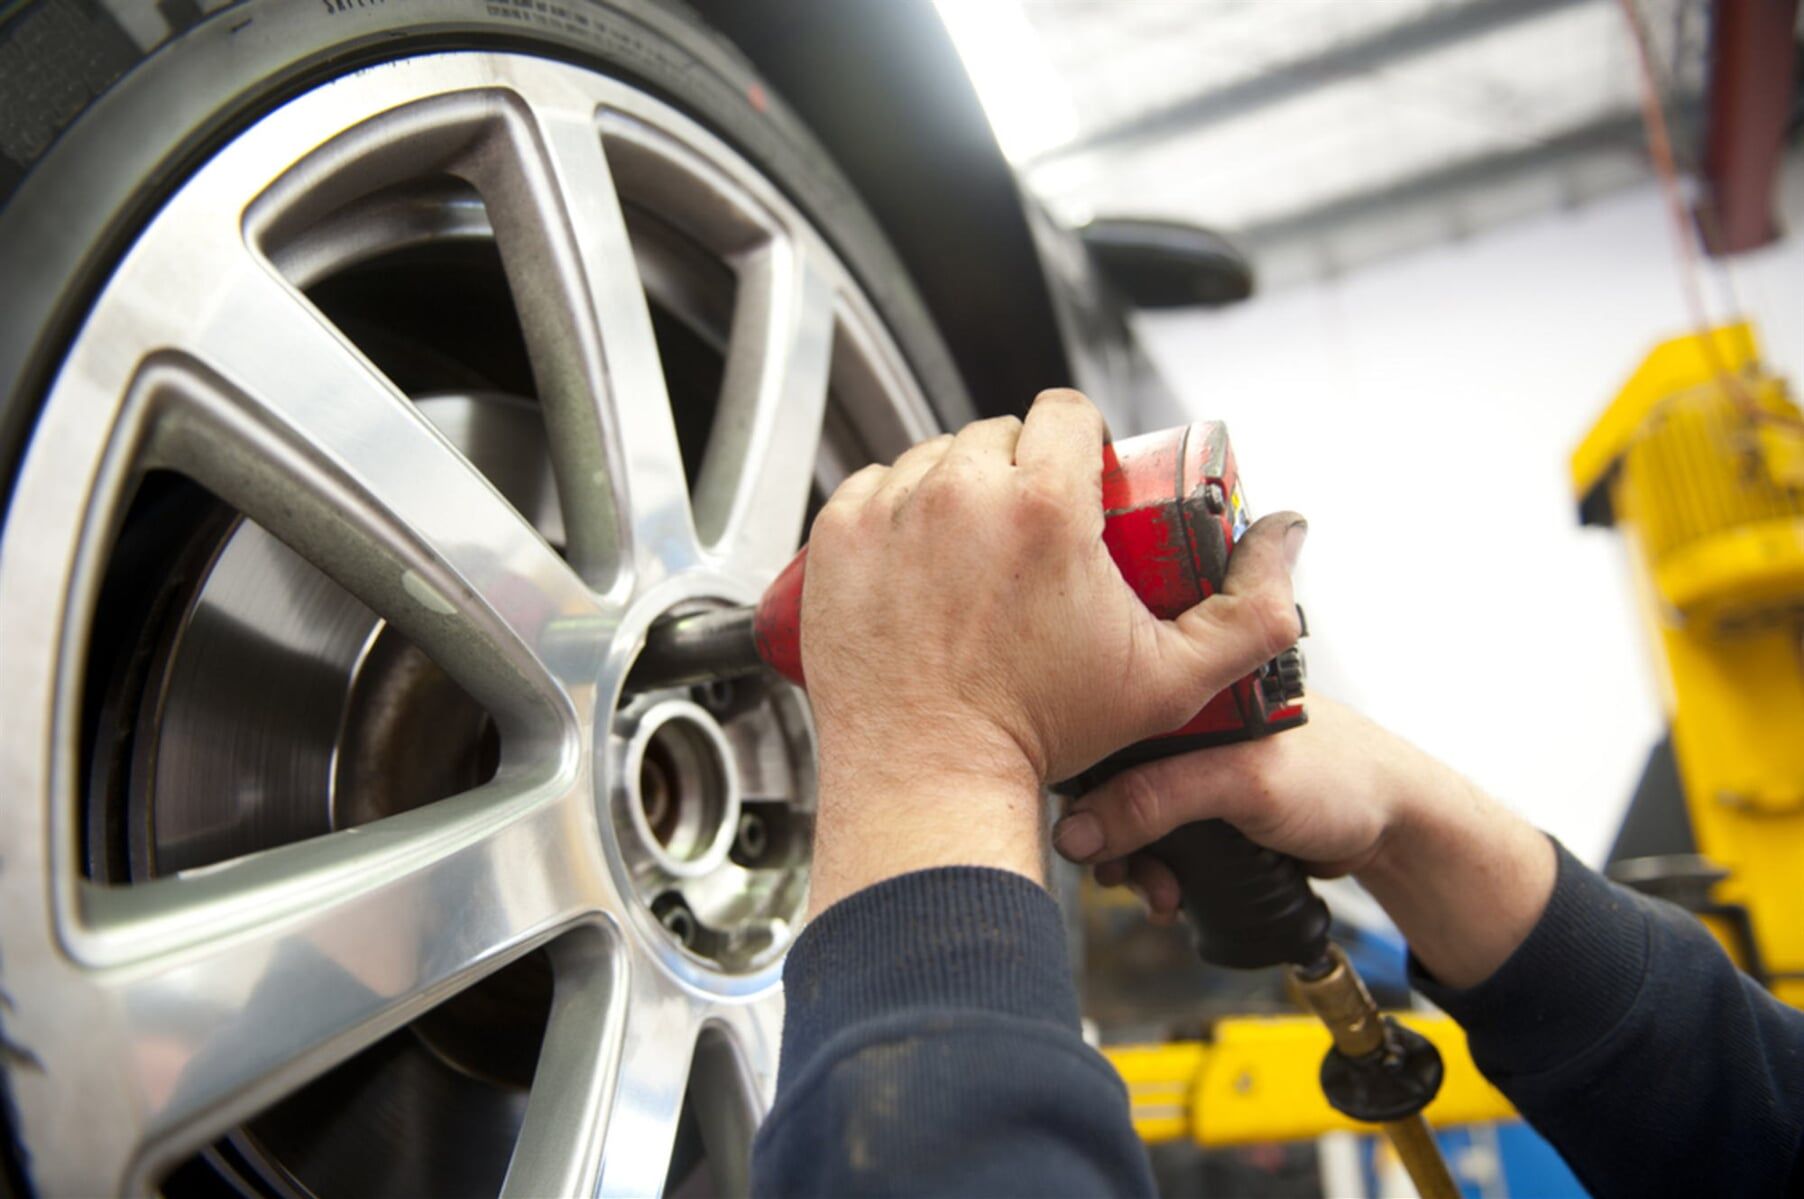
659, 902, 697, 947
734, 811, 767, 862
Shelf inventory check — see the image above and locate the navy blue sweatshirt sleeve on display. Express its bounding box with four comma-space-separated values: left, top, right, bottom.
1412, 840, 1804, 1197
751, 867, 1154, 1198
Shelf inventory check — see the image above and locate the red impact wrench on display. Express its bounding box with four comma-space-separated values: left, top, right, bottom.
627, 422, 1457, 1197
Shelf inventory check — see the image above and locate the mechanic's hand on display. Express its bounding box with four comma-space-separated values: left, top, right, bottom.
800, 388, 1305, 914
1055, 695, 1559, 988
1053, 696, 1413, 895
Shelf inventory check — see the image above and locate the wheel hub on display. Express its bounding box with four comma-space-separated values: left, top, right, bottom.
614, 677, 815, 971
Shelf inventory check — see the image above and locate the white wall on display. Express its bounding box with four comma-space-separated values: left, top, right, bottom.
1136, 160, 1804, 863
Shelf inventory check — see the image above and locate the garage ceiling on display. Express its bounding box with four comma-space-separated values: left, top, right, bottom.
939, 0, 1710, 285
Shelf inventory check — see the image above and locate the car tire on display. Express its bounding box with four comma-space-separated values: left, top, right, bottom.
0, 0, 975, 481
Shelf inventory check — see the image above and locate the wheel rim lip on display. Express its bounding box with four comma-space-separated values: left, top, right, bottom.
0, 49, 938, 1191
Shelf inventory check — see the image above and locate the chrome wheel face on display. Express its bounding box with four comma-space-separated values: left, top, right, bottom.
0, 52, 938, 1197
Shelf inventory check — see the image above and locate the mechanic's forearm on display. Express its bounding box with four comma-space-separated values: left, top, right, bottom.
753, 867, 1156, 1197
1410, 843, 1804, 1196
1355, 768, 1556, 989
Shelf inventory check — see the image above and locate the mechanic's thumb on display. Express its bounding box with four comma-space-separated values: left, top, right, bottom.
1152, 511, 1305, 703
1052, 746, 1262, 863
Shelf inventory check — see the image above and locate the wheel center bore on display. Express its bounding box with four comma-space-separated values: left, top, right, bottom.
611, 619, 817, 975
625, 700, 741, 876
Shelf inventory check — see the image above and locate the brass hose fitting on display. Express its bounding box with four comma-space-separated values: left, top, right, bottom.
1291, 945, 1460, 1199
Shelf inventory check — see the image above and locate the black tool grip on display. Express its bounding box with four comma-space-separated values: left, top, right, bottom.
1144, 819, 1331, 969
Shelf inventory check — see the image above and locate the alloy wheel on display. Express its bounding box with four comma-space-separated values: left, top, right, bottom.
0, 51, 938, 1196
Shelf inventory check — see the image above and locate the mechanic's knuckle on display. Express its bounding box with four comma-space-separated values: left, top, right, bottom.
827, 464, 881, 501
1235, 752, 1293, 829
918, 463, 977, 513
1119, 768, 1167, 840
1247, 590, 1302, 656
1236, 786, 1288, 843
1033, 387, 1090, 410
880, 487, 915, 527
1014, 475, 1070, 525
907, 433, 954, 462
811, 500, 856, 541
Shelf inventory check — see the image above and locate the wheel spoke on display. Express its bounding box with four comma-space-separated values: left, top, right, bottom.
500, 930, 623, 1199
689, 997, 782, 1196
505, 941, 699, 1199
76, 769, 598, 1177
474, 90, 702, 589
597, 971, 703, 1197
694, 240, 837, 580
136, 250, 606, 727
706, 991, 783, 1115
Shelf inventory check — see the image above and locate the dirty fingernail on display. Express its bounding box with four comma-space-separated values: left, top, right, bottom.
1283, 519, 1309, 571
1053, 812, 1104, 861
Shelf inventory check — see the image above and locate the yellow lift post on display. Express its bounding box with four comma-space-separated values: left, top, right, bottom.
1572, 322, 1804, 1006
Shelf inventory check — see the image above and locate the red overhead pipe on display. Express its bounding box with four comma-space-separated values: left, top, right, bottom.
1696, 0, 1800, 256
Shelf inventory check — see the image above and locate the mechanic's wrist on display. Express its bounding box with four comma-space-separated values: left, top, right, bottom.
1353, 765, 1474, 891
1338, 728, 1478, 883
807, 735, 1047, 917
810, 711, 1046, 820
1353, 764, 1556, 989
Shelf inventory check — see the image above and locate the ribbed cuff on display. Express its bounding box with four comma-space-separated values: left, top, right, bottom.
779, 868, 1080, 1091
1410, 838, 1653, 1080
